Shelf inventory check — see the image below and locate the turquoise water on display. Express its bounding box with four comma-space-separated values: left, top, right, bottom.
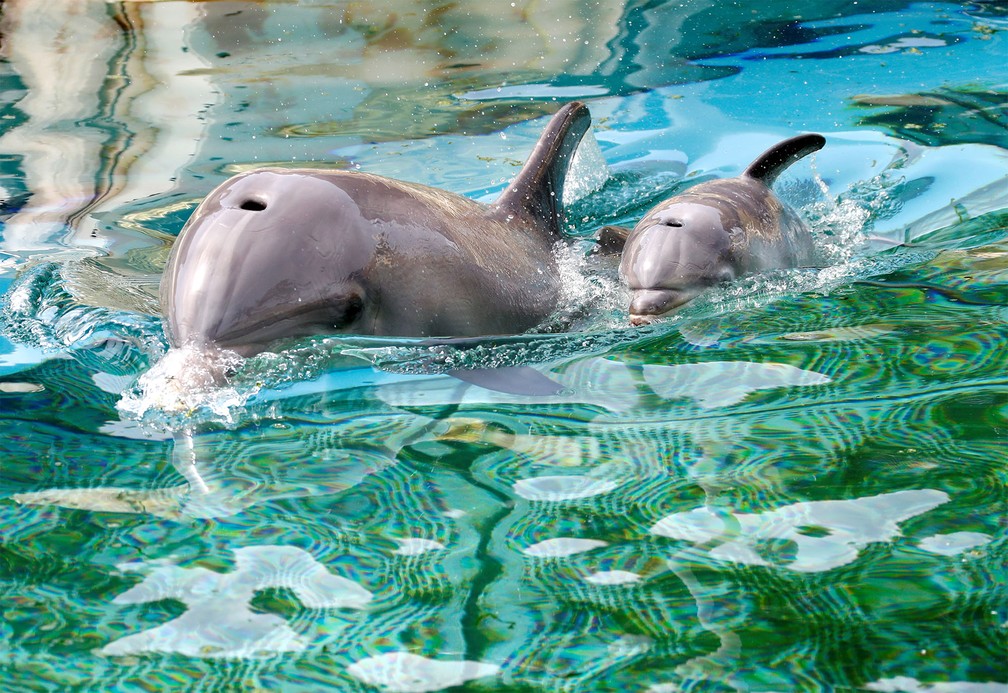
1, 1, 1006, 691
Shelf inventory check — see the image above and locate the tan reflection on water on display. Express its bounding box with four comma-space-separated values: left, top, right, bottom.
0, 0, 633, 254
0, 1, 211, 251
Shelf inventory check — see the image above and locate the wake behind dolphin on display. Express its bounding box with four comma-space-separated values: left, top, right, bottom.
161, 102, 592, 356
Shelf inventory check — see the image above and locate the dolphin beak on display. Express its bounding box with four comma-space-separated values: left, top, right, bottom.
629, 314, 656, 327
628, 288, 688, 325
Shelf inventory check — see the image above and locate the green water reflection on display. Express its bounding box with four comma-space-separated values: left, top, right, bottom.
1, 0, 1006, 691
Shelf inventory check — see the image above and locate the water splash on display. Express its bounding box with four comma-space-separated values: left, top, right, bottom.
563, 127, 611, 207
540, 241, 627, 333
803, 171, 874, 265
116, 345, 254, 428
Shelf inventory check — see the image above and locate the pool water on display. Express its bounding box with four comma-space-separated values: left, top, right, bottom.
1, 1, 1006, 691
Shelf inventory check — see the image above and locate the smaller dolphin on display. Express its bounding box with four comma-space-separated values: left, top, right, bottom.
599, 133, 826, 324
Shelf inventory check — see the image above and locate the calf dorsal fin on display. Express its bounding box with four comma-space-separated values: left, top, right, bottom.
743, 133, 825, 187
491, 101, 591, 236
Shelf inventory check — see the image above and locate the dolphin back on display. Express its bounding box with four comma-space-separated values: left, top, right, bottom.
742, 133, 826, 187
491, 101, 591, 236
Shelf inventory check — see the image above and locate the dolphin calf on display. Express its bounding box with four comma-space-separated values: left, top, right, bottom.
161, 102, 591, 356
599, 133, 826, 324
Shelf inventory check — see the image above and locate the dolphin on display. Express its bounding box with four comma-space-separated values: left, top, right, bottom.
599, 133, 826, 324
160, 102, 591, 356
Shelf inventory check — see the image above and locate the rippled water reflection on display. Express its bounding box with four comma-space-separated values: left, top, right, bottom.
2, 1, 1007, 691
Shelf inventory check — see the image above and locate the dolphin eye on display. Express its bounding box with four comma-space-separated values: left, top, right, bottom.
239, 198, 267, 211
339, 294, 364, 326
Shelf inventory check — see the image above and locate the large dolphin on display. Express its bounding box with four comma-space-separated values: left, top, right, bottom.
161, 102, 591, 356
599, 133, 826, 324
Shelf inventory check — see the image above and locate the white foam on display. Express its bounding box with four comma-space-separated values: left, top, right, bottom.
117, 344, 253, 426
544, 241, 627, 332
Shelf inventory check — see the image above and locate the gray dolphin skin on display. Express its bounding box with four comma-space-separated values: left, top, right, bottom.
600, 133, 826, 325
160, 102, 591, 356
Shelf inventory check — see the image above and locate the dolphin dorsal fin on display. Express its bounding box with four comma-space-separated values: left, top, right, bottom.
742, 133, 826, 187
492, 101, 591, 236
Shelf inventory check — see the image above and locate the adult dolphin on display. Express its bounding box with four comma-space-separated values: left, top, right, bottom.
599, 133, 826, 324
161, 102, 591, 356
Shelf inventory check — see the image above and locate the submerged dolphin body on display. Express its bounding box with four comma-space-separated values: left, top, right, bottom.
161, 102, 592, 355
600, 133, 826, 324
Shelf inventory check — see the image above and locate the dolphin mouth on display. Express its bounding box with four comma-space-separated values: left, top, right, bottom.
627, 288, 692, 325
170, 289, 366, 357
629, 314, 658, 327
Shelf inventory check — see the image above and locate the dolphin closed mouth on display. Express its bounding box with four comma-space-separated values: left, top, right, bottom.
628, 288, 691, 324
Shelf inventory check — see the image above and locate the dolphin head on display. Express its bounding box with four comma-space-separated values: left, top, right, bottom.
161, 169, 378, 355
619, 201, 736, 325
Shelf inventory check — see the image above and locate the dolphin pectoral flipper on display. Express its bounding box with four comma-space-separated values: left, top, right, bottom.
491, 101, 592, 236
743, 133, 826, 186
448, 366, 565, 396
594, 225, 634, 253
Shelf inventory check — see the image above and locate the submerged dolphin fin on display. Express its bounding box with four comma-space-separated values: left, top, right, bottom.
742, 133, 826, 187
854, 279, 990, 306
491, 101, 592, 236
448, 366, 566, 396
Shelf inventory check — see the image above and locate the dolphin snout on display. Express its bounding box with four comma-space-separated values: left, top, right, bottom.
628, 288, 686, 325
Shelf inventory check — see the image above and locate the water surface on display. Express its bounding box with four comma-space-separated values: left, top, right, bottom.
1, 1, 1006, 691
